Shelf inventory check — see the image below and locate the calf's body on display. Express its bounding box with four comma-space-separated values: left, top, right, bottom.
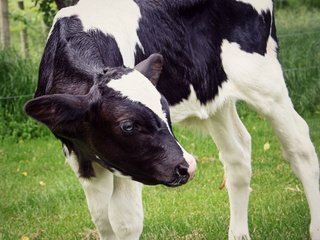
26, 0, 320, 239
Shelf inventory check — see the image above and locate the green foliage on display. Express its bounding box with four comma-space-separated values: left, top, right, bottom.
0, 50, 49, 140
32, 0, 57, 27
8, 0, 47, 58
1, 7, 319, 140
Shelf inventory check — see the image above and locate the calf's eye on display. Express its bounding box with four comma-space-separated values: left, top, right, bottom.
120, 120, 135, 134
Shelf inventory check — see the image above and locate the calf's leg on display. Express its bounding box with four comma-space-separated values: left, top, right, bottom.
108, 177, 143, 240
207, 101, 252, 240
65, 151, 117, 240
248, 89, 320, 240
221, 39, 320, 239
66, 151, 143, 240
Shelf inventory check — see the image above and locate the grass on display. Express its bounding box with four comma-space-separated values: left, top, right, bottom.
1, 111, 319, 240
275, 7, 320, 114
0, 137, 92, 240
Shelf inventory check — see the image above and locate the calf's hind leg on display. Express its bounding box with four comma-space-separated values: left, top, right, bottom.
222, 39, 320, 239
230, 50, 320, 240
249, 89, 320, 239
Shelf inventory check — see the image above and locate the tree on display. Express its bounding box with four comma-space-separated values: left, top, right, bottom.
33, 0, 78, 28
17, 0, 29, 57
54, 0, 79, 9
0, 0, 10, 48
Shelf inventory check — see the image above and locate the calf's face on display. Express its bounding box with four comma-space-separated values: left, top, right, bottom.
25, 54, 196, 186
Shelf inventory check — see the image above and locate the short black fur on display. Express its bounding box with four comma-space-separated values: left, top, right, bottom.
134, 0, 275, 105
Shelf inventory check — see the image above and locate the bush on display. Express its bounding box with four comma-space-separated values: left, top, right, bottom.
0, 50, 49, 140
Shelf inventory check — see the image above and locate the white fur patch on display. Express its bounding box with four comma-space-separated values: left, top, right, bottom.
107, 70, 170, 128
64, 147, 82, 177
110, 168, 132, 179
266, 36, 278, 58
52, 0, 143, 67
169, 84, 235, 123
220, 39, 286, 115
170, 37, 282, 125
235, 0, 273, 14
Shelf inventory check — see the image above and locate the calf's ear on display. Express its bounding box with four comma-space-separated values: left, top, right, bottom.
24, 94, 88, 137
135, 53, 164, 86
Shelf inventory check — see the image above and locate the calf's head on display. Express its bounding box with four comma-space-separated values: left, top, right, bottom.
25, 54, 196, 186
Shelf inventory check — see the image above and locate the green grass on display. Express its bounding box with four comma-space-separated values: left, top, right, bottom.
1, 112, 319, 240
0, 137, 93, 240
275, 7, 320, 114
276, 0, 320, 9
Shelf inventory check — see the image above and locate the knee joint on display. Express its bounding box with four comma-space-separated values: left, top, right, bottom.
111, 220, 143, 239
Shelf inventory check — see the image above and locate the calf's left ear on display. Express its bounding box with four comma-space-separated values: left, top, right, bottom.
135, 53, 164, 86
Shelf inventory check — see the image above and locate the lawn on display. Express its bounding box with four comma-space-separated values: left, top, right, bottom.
1, 111, 319, 240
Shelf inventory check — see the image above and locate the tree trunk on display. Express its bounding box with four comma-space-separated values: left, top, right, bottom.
18, 1, 29, 58
54, 0, 79, 9
0, 0, 10, 48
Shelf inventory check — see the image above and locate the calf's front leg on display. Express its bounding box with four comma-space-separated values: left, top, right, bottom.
207, 101, 252, 240
108, 176, 143, 240
66, 152, 117, 240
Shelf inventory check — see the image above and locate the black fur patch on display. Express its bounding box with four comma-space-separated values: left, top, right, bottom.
135, 0, 274, 105
36, 16, 124, 97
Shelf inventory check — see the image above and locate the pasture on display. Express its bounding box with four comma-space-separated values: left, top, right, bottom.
0, 4, 320, 240
1, 111, 319, 239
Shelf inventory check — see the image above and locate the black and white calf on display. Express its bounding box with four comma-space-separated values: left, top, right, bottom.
25, 0, 320, 239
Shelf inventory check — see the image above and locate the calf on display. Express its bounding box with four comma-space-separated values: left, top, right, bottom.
25, 0, 320, 239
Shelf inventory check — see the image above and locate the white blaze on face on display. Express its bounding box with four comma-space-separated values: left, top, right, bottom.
107, 70, 170, 130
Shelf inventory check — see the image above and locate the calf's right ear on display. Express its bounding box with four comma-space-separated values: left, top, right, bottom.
135, 53, 164, 86
24, 94, 88, 136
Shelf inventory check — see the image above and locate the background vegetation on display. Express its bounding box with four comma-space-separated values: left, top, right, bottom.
0, 0, 319, 140
0, 0, 319, 240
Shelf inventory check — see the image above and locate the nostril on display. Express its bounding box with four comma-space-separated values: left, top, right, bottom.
176, 164, 189, 177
